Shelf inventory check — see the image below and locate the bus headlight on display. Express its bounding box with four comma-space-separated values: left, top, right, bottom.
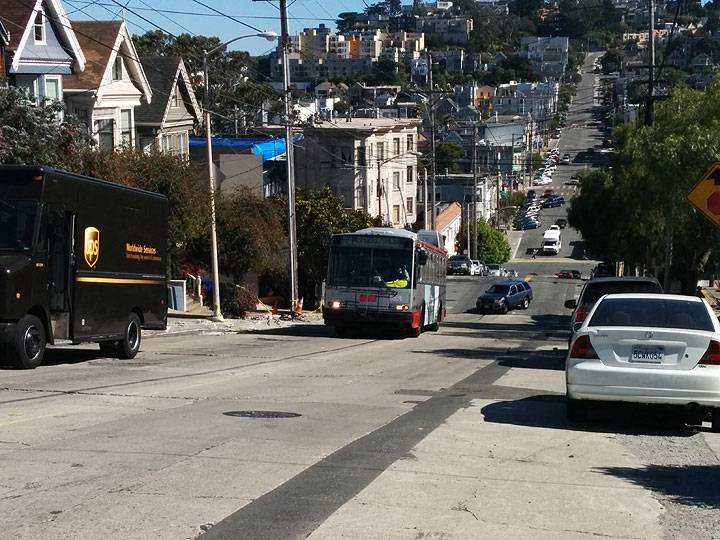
330, 300, 341, 309
394, 304, 409, 311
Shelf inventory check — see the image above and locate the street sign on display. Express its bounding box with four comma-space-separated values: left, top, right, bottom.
688, 162, 720, 226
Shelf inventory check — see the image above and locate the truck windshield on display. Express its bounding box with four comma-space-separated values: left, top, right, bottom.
0, 199, 38, 252
0, 172, 43, 252
329, 246, 413, 289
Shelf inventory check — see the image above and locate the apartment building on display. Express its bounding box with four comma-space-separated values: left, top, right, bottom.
293, 118, 421, 227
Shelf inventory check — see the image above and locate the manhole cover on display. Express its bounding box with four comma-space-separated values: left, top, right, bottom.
223, 410, 302, 419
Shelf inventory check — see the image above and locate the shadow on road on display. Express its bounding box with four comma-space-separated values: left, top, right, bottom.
481, 395, 697, 437
0, 347, 108, 369
595, 465, 720, 508
251, 323, 412, 340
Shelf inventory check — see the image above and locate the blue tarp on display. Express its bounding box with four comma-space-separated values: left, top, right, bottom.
189, 137, 288, 163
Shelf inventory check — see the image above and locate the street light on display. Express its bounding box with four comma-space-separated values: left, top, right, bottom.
203, 31, 277, 320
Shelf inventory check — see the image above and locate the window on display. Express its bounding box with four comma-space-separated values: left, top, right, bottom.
15, 75, 37, 101
377, 142, 385, 161
393, 137, 400, 156
406, 165, 414, 183
44, 78, 60, 102
393, 171, 400, 190
406, 134, 414, 152
112, 56, 124, 81
406, 197, 414, 215
392, 204, 400, 223
94, 119, 114, 151
75, 108, 89, 133
357, 146, 366, 167
170, 86, 179, 108
120, 109, 132, 146
33, 10, 45, 43
341, 146, 352, 165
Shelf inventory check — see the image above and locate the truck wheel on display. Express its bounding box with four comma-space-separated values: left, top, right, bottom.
521, 298, 530, 310
408, 324, 421, 338
335, 325, 349, 338
11, 315, 46, 369
500, 303, 509, 314
117, 314, 141, 360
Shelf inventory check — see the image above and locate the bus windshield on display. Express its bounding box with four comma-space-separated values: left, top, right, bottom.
329, 246, 413, 289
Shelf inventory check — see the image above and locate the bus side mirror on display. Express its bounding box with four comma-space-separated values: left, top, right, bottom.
418, 249, 428, 266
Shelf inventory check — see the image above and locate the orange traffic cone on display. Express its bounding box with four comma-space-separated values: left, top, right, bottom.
293, 297, 304, 316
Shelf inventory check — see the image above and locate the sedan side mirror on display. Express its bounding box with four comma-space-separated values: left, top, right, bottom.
564, 299, 577, 309
572, 322, 583, 332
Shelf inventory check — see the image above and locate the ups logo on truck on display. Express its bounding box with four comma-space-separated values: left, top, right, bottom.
84, 227, 100, 268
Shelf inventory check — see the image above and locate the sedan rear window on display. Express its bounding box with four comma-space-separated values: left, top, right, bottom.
582, 281, 661, 304
589, 298, 714, 331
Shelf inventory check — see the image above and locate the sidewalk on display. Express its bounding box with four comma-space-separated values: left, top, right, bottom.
146, 311, 323, 338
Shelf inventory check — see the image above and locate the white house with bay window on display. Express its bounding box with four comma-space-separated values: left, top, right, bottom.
1, 0, 85, 109
63, 20, 151, 151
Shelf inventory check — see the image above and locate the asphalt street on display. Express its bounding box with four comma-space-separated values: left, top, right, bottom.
1, 54, 719, 540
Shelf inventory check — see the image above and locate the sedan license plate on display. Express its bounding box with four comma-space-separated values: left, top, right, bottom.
631, 345, 665, 363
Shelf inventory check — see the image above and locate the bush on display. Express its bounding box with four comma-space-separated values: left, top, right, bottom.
218, 283, 259, 318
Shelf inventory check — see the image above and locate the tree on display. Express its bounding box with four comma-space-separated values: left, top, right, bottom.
435, 142, 464, 174
214, 188, 285, 284
569, 77, 720, 293
0, 87, 94, 170
272, 188, 382, 306
457, 218, 511, 263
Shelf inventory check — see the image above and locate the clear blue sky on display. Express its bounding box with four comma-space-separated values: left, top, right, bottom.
62, 0, 371, 55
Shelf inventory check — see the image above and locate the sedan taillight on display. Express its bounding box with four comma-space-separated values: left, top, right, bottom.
570, 335, 599, 359
575, 303, 588, 323
700, 340, 720, 365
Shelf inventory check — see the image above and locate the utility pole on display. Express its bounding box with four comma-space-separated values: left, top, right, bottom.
472, 125, 478, 259
234, 105, 239, 137
423, 167, 429, 228
527, 113, 534, 185
427, 50, 437, 229
203, 52, 223, 321
280, 0, 298, 311
645, 0, 656, 126
496, 150, 501, 230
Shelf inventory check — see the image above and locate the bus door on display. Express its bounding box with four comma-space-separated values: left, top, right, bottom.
47, 209, 76, 338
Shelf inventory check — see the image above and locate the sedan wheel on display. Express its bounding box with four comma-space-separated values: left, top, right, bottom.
522, 298, 530, 310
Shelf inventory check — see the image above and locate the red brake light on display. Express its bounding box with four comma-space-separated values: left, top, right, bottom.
570, 335, 599, 359
575, 303, 588, 322
700, 340, 720, 365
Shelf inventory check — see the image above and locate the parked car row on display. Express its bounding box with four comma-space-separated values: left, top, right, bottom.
533, 148, 561, 186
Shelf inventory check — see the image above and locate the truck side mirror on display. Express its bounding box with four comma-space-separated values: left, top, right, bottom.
564, 299, 577, 309
417, 249, 428, 266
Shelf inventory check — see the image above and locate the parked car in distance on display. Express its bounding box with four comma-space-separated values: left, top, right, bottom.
591, 262, 615, 278
476, 280, 533, 314
470, 260, 483, 276
447, 255, 471, 275
542, 196, 565, 208
556, 269, 581, 279
564, 179, 580, 186
565, 277, 664, 343
527, 190, 537, 199
566, 293, 720, 428
516, 220, 541, 230
555, 218, 568, 229
486, 263, 503, 277
541, 189, 555, 198
561, 154, 572, 164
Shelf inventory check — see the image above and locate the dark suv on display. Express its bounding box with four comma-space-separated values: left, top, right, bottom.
447, 255, 471, 275
477, 280, 533, 314
565, 277, 663, 343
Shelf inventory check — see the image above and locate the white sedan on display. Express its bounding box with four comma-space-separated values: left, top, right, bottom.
566, 293, 720, 429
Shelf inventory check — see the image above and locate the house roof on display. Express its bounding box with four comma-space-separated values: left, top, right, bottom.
63, 20, 150, 101
0, 0, 85, 70
435, 202, 462, 233
135, 56, 200, 125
